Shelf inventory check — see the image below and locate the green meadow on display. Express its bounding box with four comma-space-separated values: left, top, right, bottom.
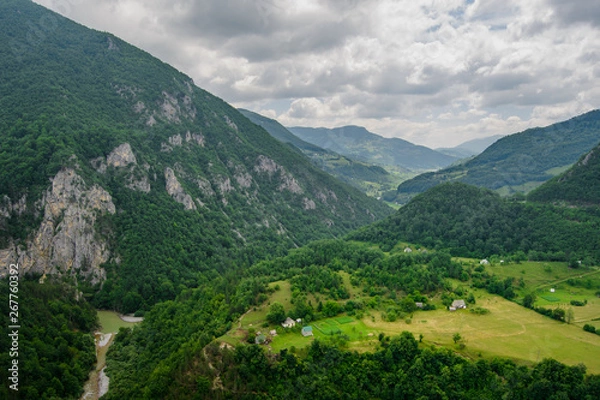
97, 310, 141, 334
218, 259, 600, 373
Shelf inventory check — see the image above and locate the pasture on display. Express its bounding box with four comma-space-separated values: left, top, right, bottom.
363, 289, 600, 373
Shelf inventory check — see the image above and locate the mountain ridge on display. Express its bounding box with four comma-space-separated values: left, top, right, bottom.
288, 125, 459, 171
0, 0, 391, 310
395, 110, 600, 202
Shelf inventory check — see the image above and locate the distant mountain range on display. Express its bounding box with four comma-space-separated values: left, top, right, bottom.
239, 109, 406, 196
395, 110, 600, 202
436, 135, 504, 158
287, 125, 459, 171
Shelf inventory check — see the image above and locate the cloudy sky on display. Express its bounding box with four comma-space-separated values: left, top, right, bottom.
34, 0, 600, 147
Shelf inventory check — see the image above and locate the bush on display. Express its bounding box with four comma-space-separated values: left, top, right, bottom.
583, 324, 596, 333
570, 299, 587, 306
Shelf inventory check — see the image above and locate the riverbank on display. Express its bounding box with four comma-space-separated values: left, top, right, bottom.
80, 311, 143, 399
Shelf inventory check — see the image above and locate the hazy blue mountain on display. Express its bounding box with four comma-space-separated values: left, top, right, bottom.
436, 134, 504, 158
287, 125, 459, 171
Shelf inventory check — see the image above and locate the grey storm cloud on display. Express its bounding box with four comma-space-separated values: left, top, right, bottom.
548, 0, 600, 27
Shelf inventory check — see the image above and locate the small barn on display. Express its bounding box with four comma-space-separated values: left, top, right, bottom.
404, 247, 413, 253
301, 326, 314, 337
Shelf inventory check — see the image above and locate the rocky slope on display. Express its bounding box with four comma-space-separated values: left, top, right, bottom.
0, 0, 391, 310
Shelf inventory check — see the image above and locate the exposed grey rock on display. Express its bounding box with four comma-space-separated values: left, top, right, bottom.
0, 168, 115, 284
107, 143, 137, 168
164, 167, 197, 210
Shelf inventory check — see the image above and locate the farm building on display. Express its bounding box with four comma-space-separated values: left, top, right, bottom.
415, 302, 424, 309
404, 247, 413, 253
255, 334, 267, 345
282, 317, 296, 328
449, 299, 466, 311
301, 326, 314, 337
480, 259, 489, 265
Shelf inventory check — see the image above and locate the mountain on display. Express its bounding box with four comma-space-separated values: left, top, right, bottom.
396, 110, 600, 202
239, 109, 407, 196
528, 142, 600, 205
0, 0, 391, 311
350, 182, 600, 261
287, 125, 459, 171
436, 134, 504, 158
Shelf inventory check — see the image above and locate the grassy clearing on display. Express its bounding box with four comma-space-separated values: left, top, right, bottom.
362, 290, 600, 373
97, 310, 140, 334
477, 260, 600, 326
218, 259, 600, 373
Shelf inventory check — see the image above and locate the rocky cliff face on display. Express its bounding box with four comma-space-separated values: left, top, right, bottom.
0, 168, 115, 284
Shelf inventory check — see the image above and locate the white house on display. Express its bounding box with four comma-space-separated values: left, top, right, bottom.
282, 317, 296, 328
449, 299, 467, 311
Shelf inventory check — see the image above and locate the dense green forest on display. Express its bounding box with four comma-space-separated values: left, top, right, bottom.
0, 0, 390, 314
396, 110, 600, 201
528, 143, 600, 205
0, 279, 97, 400
3, 1, 600, 399
102, 240, 600, 399
196, 335, 600, 400
351, 182, 600, 263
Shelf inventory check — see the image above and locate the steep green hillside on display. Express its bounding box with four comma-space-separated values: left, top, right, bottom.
288, 125, 458, 171
239, 109, 411, 196
351, 182, 600, 262
0, 279, 97, 400
528, 142, 600, 205
396, 110, 600, 202
0, 0, 390, 313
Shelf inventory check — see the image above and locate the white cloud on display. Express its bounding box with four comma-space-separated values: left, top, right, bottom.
33, 0, 600, 147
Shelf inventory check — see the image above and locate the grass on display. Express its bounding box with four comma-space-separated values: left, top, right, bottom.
97, 310, 140, 334
362, 290, 600, 373
478, 259, 600, 326
217, 259, 600, 374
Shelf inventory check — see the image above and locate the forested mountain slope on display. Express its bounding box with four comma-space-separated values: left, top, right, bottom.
0, 0, 390, 312
239, 109, 398, 194
350, 182, 600, 262
528, 142, 600, 205
396, 110, 600, 201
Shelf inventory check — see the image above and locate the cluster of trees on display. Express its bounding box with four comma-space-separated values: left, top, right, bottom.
351, 183, 600, 262
192, 332, 600, 400
0, 279, 97, 399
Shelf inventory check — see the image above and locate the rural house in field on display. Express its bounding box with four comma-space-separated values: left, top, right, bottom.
301, 326, 314, 337
255, 333, 267, 345
404, 247, 413, 253
480, 259, 489, 265
415, 302, 424, 309
282, 317, 296, 328
449, 299, 466, 311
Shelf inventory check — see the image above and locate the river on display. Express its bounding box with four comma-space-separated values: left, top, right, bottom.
80, 311, 142, 400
